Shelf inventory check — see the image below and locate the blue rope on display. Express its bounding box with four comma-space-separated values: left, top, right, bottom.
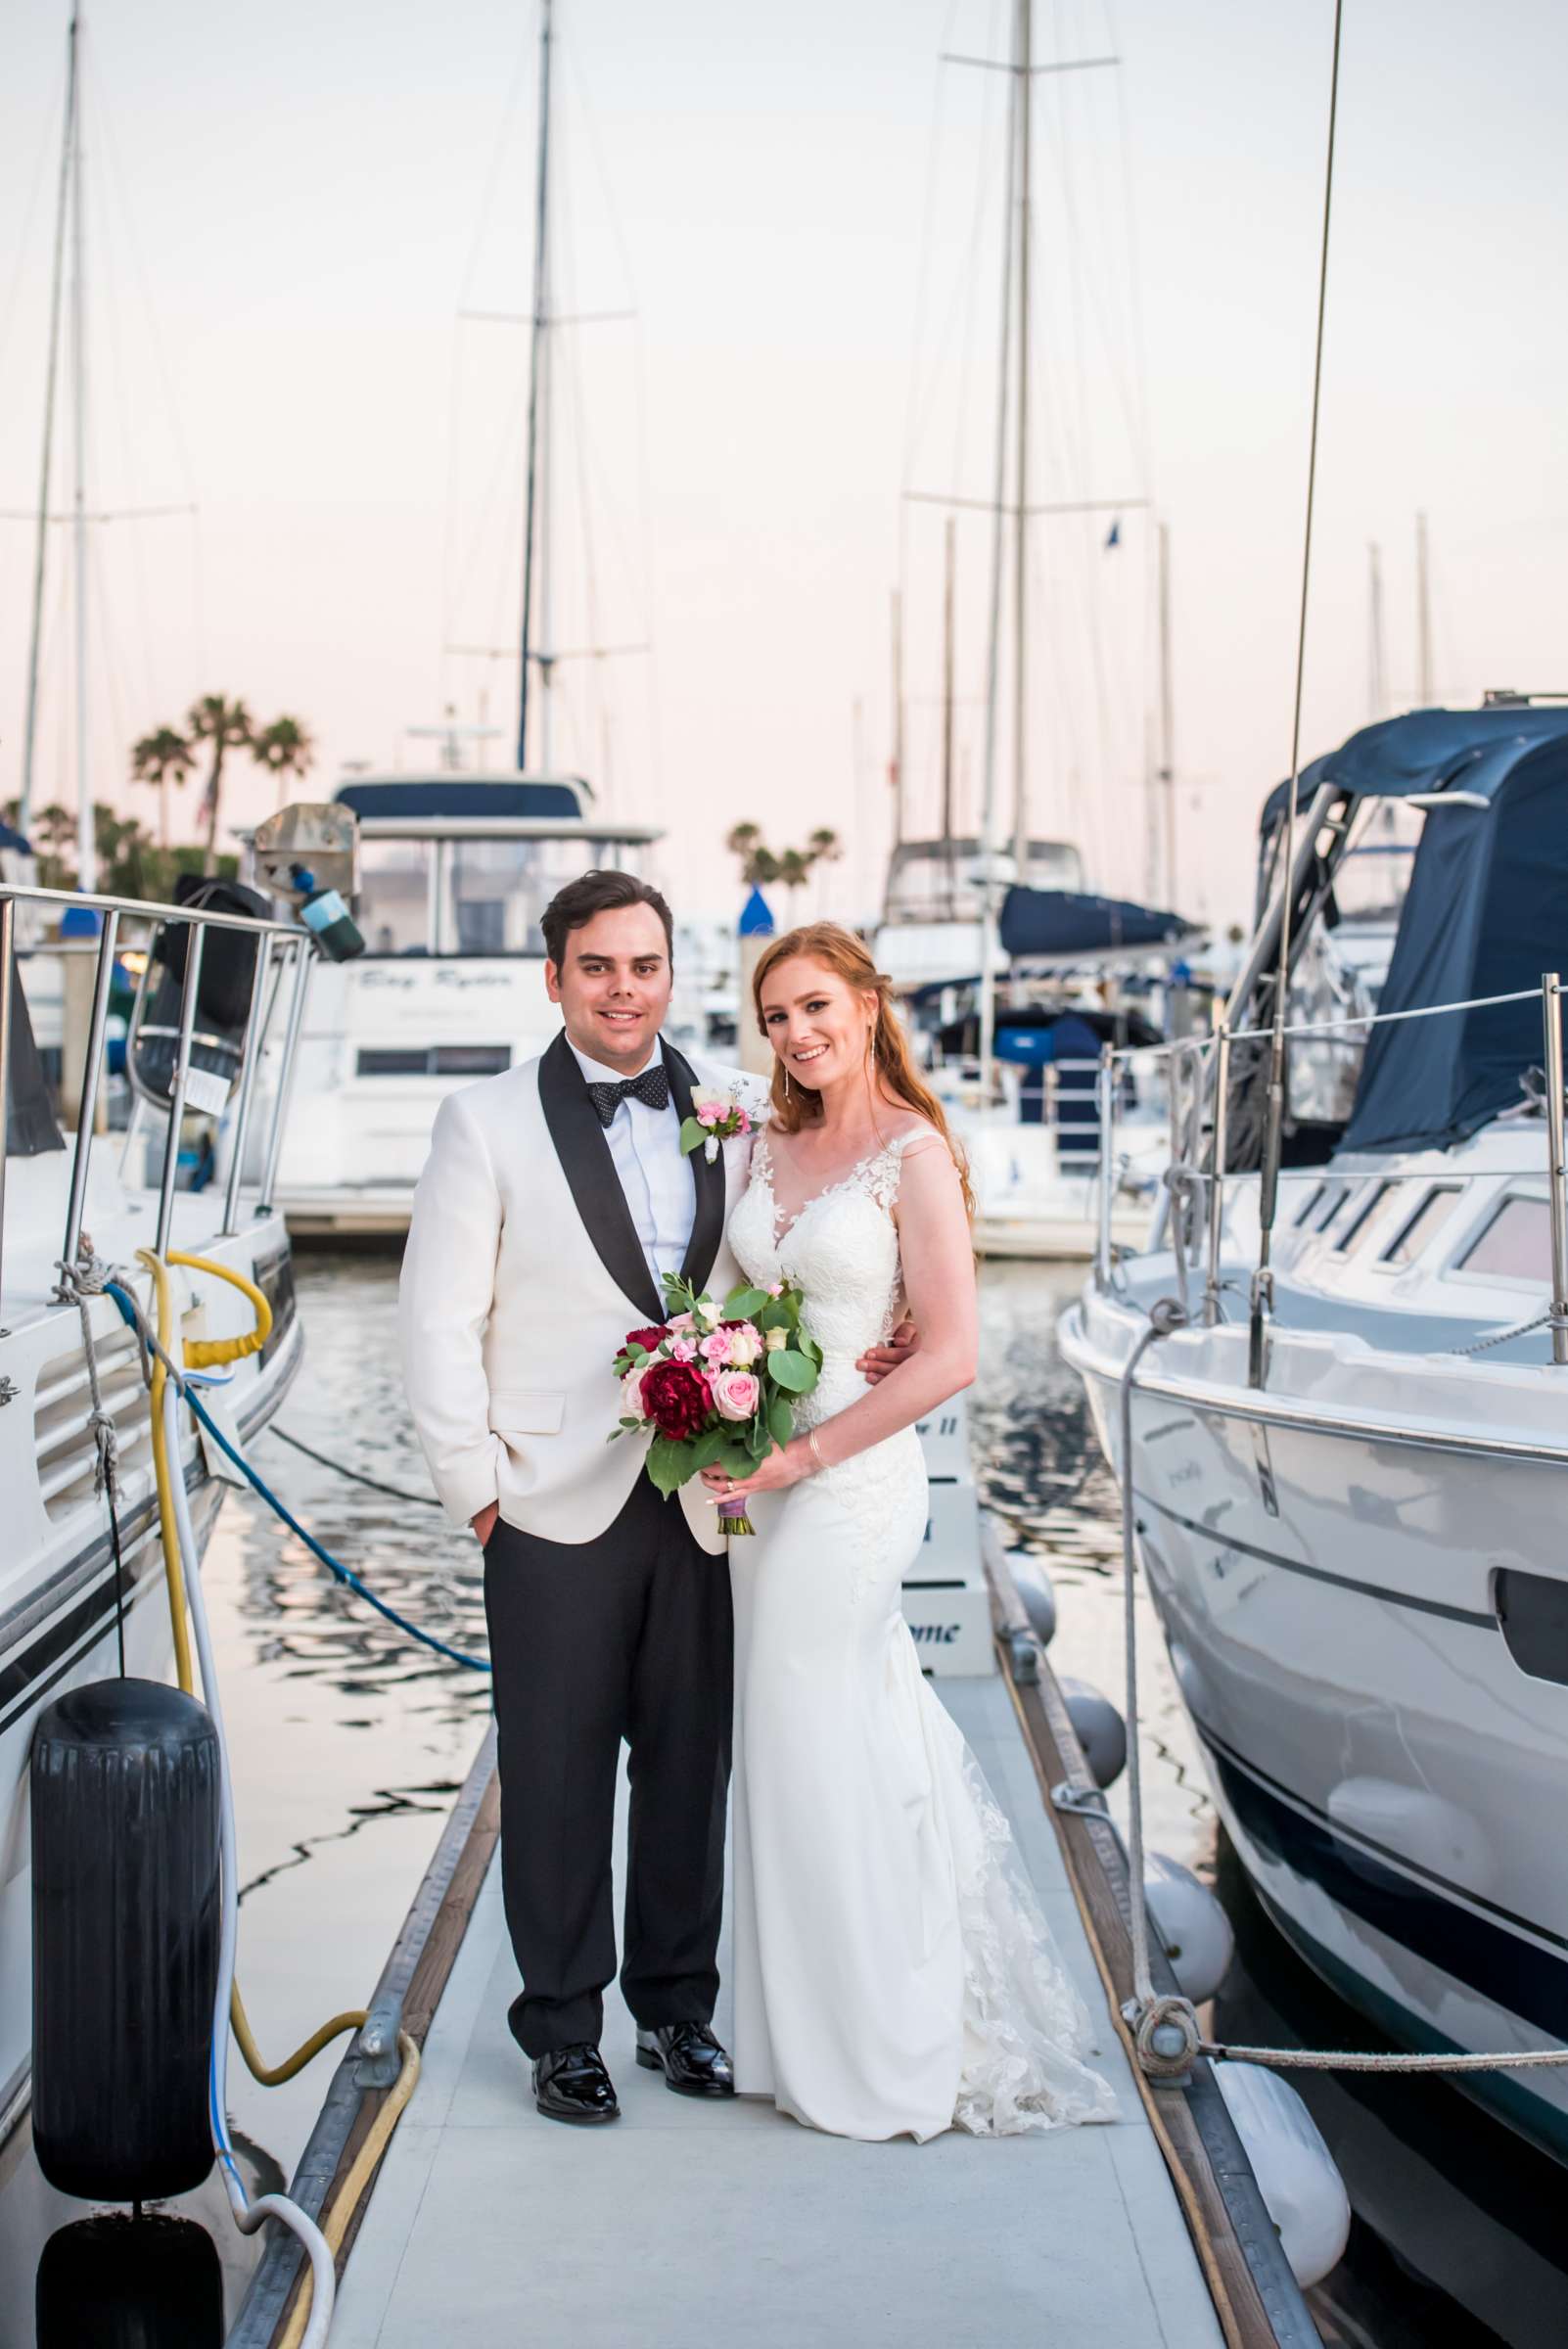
105, 1283, 490, 1676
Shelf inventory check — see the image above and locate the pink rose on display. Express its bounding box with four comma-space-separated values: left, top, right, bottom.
697, 1102, 723, 1127
669, 1337, 698, 1363
668, 1311, 695, 1332
767, 1282, 784, 1298
621, 1364, 650, 1419
712, 1370, 761, 1424
700, 1330, 732, 1364
720, 1320, 761, 1365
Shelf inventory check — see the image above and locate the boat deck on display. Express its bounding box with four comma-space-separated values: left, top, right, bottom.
329, 1674, 1227, 2349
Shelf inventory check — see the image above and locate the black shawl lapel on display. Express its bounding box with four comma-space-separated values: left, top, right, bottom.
665, 1039, 725, 1298
538, 1031, 665, 1325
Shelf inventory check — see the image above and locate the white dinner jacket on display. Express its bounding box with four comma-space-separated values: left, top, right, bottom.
398, 1032, 762, 1553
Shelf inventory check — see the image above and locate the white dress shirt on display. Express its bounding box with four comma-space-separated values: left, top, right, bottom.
569, 1039, 695, 1292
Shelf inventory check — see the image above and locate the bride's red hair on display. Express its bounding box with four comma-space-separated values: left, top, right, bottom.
751, 922, 974, 1219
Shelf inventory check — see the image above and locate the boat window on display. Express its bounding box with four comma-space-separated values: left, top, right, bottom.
1457, 1196, 1551, 1282
438, 837, 647, 957
357, 839, 432, 955
1313, 1180, 1349, 1231
1293, 1181, 1326, 1227
357, 1045, 512, 1079
1382, 1185, 1462, 1266
1335, 1179, 1396, 1254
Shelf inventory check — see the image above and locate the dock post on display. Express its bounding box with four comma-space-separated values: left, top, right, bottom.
1544, 973, 1568, 1365
1203, 1022, 1229, 1327
60, 909, 119, 1272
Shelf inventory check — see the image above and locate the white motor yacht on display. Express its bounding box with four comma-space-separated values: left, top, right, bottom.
1061, 701, 1568, 2163
265, 772, 660, 1235
0, 878, 312, 2142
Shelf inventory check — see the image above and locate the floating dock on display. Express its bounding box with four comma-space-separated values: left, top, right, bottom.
228, 1578, 1314, 2349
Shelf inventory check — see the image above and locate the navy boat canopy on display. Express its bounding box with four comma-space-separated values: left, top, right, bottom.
1260, 704, 1568, 838
335, 778, 586, 823
998, 887, 1196, 962
1338, 711, 1568, 1154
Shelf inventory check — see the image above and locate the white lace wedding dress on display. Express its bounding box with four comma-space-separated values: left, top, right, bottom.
725, 1129, 1118, 2142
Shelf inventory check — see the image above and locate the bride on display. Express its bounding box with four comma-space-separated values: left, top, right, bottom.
702, 921, 1117, 2142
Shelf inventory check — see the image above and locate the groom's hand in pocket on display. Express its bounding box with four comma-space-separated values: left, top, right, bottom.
856, 1318, 918, 1383
471, 1502, 500, 1549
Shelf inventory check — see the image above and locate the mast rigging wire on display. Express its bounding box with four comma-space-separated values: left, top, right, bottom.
1248, 0, 1346, 1386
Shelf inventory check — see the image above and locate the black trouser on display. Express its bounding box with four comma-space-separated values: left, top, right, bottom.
483, 1478, 733, 2059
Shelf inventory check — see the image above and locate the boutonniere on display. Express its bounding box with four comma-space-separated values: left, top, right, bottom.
680, 1086, 755, 1165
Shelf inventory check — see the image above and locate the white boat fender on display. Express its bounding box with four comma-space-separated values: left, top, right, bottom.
1059, 1677, 1127, 1789
1212, 2060, 1351, 2291
1006, 1550, 1057, 1646
1142, 1851, 1234, 2005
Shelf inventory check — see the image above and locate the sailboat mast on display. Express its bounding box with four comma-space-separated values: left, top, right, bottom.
19, 22, 77, 845
941, 518, 956, 913
1008, 0, 1033, 883
977, 0, 1023, 1104
889, 587, 905, 853
1367, 539, 1385, 719
1157, 519, 1175, 906
1415, 509, 1432, 704
70, 14, 93, 892
516, 0, 554, 771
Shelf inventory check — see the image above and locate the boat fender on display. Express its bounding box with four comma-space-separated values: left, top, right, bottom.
31, 1679, 220, 2203
1142, 1850, 1235, 2004
1006, 1550, 1057, 1646
35, 2212, 222, 2349
1059, 1677, 1127, 1789
1213, 2060, 1351, 2291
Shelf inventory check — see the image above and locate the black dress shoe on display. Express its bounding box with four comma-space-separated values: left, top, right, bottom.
634, 2021, 735, 2097
532, 2043, 620, 2125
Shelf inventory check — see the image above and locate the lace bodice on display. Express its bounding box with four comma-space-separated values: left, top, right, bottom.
729, 1130, 914, 1429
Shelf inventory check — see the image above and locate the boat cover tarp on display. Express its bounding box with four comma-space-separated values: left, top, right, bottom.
5, 967, 65, 1157
1341, 719, 1568, 1153
336, 779, 584, 822
998, 887, 1195, 960
1260, 705, 1568, 838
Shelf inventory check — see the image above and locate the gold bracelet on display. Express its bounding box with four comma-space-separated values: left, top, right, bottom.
807, 1428, 827, 1474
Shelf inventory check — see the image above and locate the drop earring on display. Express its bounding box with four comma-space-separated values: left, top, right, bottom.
783, 1066, 792, 1098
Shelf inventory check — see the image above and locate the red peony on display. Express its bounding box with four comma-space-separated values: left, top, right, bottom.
640, 1358, 712, 1441
625, 1324, 670, 1354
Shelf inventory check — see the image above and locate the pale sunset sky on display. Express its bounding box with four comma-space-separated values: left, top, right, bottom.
2, 0, 1565, 932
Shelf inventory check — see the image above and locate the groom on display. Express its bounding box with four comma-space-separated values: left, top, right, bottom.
399, 869, 903, 2126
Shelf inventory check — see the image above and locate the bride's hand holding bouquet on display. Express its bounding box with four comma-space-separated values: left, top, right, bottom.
610, 1270, 822, 1536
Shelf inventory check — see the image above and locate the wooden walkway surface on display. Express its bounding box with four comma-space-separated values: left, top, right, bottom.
328, 1674, 1229, 2349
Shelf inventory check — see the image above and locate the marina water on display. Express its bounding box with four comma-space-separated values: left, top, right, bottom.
0, 1253, 1559, 2344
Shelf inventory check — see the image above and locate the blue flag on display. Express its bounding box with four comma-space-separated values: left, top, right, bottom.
1104, 518, 1121, 549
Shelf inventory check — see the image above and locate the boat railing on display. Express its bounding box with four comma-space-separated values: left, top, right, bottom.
1090, 973, 1568, 1367
0, 881, 313, 1319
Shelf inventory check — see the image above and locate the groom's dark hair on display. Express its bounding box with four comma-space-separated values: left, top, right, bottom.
541, 869, 675, 969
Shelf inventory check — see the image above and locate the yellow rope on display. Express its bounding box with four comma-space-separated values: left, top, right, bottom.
138, 1247, 369, 2087
275, 2032, 423, 2349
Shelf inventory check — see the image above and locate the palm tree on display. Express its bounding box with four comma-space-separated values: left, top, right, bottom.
776, 848, 813, 907
187, 694, 254, 873
131, 725, 196, 850
253, 714, 316, 811
726, 822, 782, 892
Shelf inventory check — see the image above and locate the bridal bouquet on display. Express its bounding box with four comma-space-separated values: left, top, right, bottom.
610, 1269, 822, 1537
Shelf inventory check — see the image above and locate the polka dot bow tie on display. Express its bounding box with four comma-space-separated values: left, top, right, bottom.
586, 1065, 670, 1127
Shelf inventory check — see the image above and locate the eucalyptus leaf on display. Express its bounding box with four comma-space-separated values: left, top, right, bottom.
645, 1435, 691, 1498
678, 1115, 707, 1156
767, 1394, 794, 1447
724, 1285, 770, 1320
765, 1349, 815, 1393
